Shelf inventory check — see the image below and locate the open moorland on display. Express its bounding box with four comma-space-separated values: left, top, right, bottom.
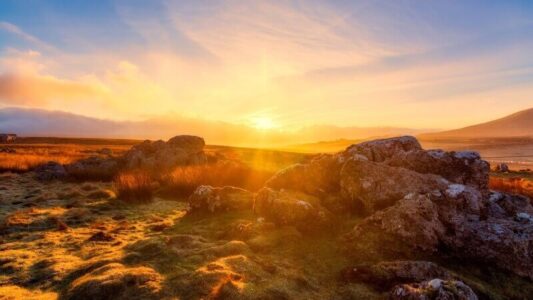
1, 135, 533, 300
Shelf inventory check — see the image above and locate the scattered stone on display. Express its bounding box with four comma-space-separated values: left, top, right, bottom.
494, 163, 509, 173
34, 161, 67, 181
188, 185, 254, 213
87, 231, 114, 242
390, 279, 478, 300
341, 261, 453, 289
65, 156, 119, 180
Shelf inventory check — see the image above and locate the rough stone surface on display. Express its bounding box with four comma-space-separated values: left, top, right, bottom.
346, 194, 446, 254
260, 136, 533, 280
254, 187, 332, 230
340, 159, 448, 213
390, 279, 478, 300
343, 136, 422, 163
265, 154, 341, 197
123, 135, 207, 172
188, 185, 254, 213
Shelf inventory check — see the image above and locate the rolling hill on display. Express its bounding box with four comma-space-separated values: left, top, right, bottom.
419, 107, 533, 140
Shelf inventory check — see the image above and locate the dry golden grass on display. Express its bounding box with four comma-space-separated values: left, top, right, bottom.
489, 176, 533, 198
0, 144, 129, 172
114, 171, 154, 203
161, 161, 273, 196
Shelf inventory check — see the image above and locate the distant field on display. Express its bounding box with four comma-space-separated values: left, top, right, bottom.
420, 137, 533, 171
0, 137, 311, 173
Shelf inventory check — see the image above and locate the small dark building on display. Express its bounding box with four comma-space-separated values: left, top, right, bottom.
0, 134, 17, 143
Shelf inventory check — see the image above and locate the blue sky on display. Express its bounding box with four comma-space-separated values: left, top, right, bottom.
0, 0, 532, 130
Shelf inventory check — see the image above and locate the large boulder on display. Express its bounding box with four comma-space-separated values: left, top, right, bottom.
390, 279, 478, 300
445, 217, 533, 280
254, 188, 333, 231
345, 194, 446, 255
342, 136, 489, 193
188, 185, 254, 213
265, 154, 342, 197
386, 150, 490, 193
166, 135, 205, 153
340, 159, 449, 213
123, 135, 207, 172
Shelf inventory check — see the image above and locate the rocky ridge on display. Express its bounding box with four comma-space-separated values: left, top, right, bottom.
189, 135, 533, 298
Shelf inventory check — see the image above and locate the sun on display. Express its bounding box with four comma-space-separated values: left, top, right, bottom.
251, 116, 276, 130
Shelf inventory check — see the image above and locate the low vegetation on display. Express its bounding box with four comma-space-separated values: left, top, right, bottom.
114, 171, 154, 203
489, 174, 533, 198
1, 137, 533, 299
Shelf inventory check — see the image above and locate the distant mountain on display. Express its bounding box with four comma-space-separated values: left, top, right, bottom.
0, 107, 422, 147
419, 107, 533, 140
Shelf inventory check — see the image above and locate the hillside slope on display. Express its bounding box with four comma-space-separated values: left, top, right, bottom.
419, 107, 533, 139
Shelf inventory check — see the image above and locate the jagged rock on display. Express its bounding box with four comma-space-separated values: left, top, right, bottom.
446, 217, 533, 280
487, 191, 533, 218
342, 261, 453, 289
342, 136, 489, 193
390, 279, 478, 300
63, 263, 162, 300
340, 159, 449, 213
386, 150, 490, 193
259, 135, 533, 280
265, 154, 341, 197
346, 194, 445, 255
254, 187, 332, 230
188, 185, 254, 213
34, 161, 67, 181
123, 135, 207, 172
343, 136, 422, 162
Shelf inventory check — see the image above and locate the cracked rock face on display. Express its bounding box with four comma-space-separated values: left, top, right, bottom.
261, 135, 533, 280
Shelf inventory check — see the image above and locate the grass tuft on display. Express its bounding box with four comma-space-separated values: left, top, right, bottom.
114, 171, 154, 203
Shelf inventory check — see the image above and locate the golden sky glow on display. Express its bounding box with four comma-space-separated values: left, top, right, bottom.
0, 1, 532, 139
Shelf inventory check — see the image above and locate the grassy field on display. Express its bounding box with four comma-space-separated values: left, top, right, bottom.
1, 137, 532, 299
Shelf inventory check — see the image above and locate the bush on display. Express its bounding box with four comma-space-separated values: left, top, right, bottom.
114, 171, 153, 203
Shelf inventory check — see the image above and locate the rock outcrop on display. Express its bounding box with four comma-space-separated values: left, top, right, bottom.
123, 135, 207, 172
189, 185, 254, 213
261, 135, 533, 280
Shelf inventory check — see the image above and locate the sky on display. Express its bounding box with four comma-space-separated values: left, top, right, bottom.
0, 0, 532, 134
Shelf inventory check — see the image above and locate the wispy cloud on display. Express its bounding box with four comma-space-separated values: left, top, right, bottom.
0, 0, 532, 130
0, 21, 55, 52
